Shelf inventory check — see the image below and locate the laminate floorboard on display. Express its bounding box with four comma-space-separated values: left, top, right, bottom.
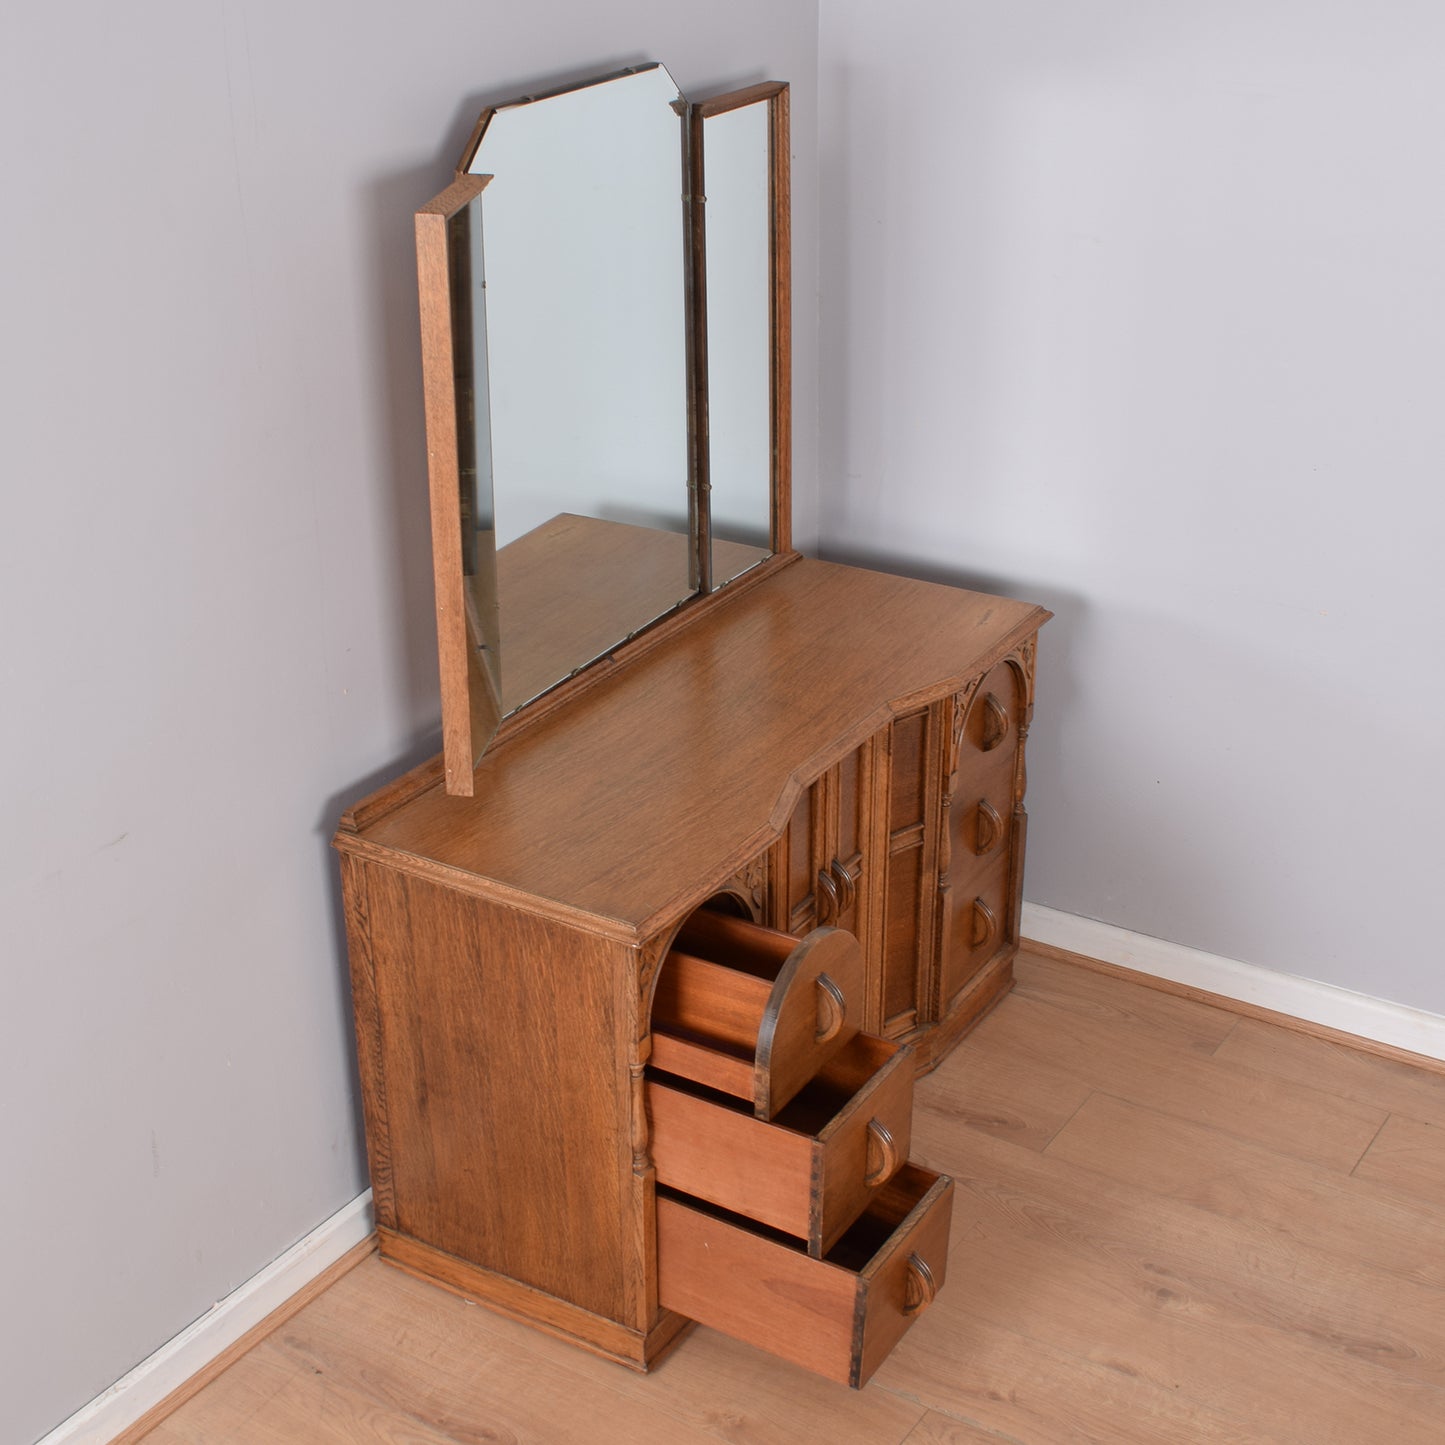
1213, 1018, 1445, 1127
140, 946, 1445, 1445
902, 1412, 1024, 1444
1044, 1092, 1445, 1291
1353, 1112, 1445, 1203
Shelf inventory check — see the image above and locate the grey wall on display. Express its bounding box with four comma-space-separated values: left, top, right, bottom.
818, 1, 1445, 1017
0, 4, 819, 1440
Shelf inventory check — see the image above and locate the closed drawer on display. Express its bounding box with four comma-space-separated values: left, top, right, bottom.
651, 911, 864, 1119
657, 1163, 953, 1388
958, 659, 1022, 763
648, 1031, 914, 1257
952, 789, 1012, 865
940, 849, 1013, 1006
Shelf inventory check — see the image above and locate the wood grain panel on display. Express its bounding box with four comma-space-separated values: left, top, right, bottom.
1215, 1017, 1445, 1127
1013, 948, 1241, 1056
909, 1033, 1094, 1154
240, 1265, 702, 1444
882, 846, 925, 1026
653, 950, 773, 1049
1353, 1113, 1445, 1203
919, 1127, 1445, 1442
154, 1254, 927, 1444
364, 869, 632, 1322
902, 1413, 1022, 1444
959, 989, 1387, 1171
1043, 1091, 1445, 1290
647, 1077, 815, 1237
879, 1314, 1291, 1445
377, 1229, 684, 1369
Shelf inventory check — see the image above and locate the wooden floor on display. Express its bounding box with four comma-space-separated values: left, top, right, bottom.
139, 948, 1445, 1444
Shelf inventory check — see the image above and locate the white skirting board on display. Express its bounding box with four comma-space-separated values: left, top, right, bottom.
38, 1190, 375, 1445
1022, 902, 1445, 1064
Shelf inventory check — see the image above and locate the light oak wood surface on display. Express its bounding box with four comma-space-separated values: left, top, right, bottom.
140, 945, 1445, 1444
1353, 1111, 1445, 1203
346, 551, 1046, 929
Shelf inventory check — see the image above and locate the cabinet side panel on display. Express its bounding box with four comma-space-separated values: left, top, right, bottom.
338, 854, 396, 1228
364, 867, 631, 1322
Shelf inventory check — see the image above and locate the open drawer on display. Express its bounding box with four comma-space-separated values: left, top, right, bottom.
648, 1031, 914, 1257
657, 1163, 952, 1388
650, 910, 864, 1119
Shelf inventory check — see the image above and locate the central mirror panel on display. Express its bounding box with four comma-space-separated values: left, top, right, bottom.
463, 64, 694, 714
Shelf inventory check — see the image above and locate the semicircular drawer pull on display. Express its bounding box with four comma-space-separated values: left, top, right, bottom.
974, 799, 1003, 856
970, 897, 999, 950
815, 865, 840, 925
864, 1118, 900, 1187
830, 857, 858, 915
903, 1252, 939, 1317
814, 972, 846, 1043
979, 693, 1009, 751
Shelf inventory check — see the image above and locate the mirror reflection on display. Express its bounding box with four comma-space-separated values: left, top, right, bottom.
446, 193, 502, 721
465, 64, 693, 713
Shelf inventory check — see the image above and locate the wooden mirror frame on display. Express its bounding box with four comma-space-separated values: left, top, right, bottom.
415, 173, 503, 796
690, 80, 792, 582
417, 71, 795, 796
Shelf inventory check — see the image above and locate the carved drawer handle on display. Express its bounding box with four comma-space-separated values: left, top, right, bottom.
815, 972, 846, 1043
980, 693, 1009, 752
903, 1252, 938, 1317
864, 1119, 900, 1187
830, 856, 858, 915
815, 866, 840, 925
970, 896, 999, 950
974, 799, 1002, 856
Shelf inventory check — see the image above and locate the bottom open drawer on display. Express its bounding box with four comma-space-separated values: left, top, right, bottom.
656, 1162, 952, 1388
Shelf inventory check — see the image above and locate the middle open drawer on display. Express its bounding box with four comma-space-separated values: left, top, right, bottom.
647, 1029, 914, 1257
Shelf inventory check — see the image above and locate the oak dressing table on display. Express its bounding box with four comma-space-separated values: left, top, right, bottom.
334, 64, 1048, 1387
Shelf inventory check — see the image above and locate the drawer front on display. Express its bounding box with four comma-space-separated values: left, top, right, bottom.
958, 658, 1023, 764
651, 914, 865, 1120
951, 788, 1012, 866
938, 849, 1013, 1010
648, 1032, 914, 1256
657, 1163, 953, 1388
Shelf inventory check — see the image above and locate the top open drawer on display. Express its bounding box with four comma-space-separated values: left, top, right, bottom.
651, 910, 864, 1119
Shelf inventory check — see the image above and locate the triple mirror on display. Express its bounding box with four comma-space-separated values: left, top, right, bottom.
415, 64, 791, 793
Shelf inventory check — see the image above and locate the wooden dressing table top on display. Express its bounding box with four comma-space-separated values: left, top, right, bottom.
343, 537, 1048, 935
